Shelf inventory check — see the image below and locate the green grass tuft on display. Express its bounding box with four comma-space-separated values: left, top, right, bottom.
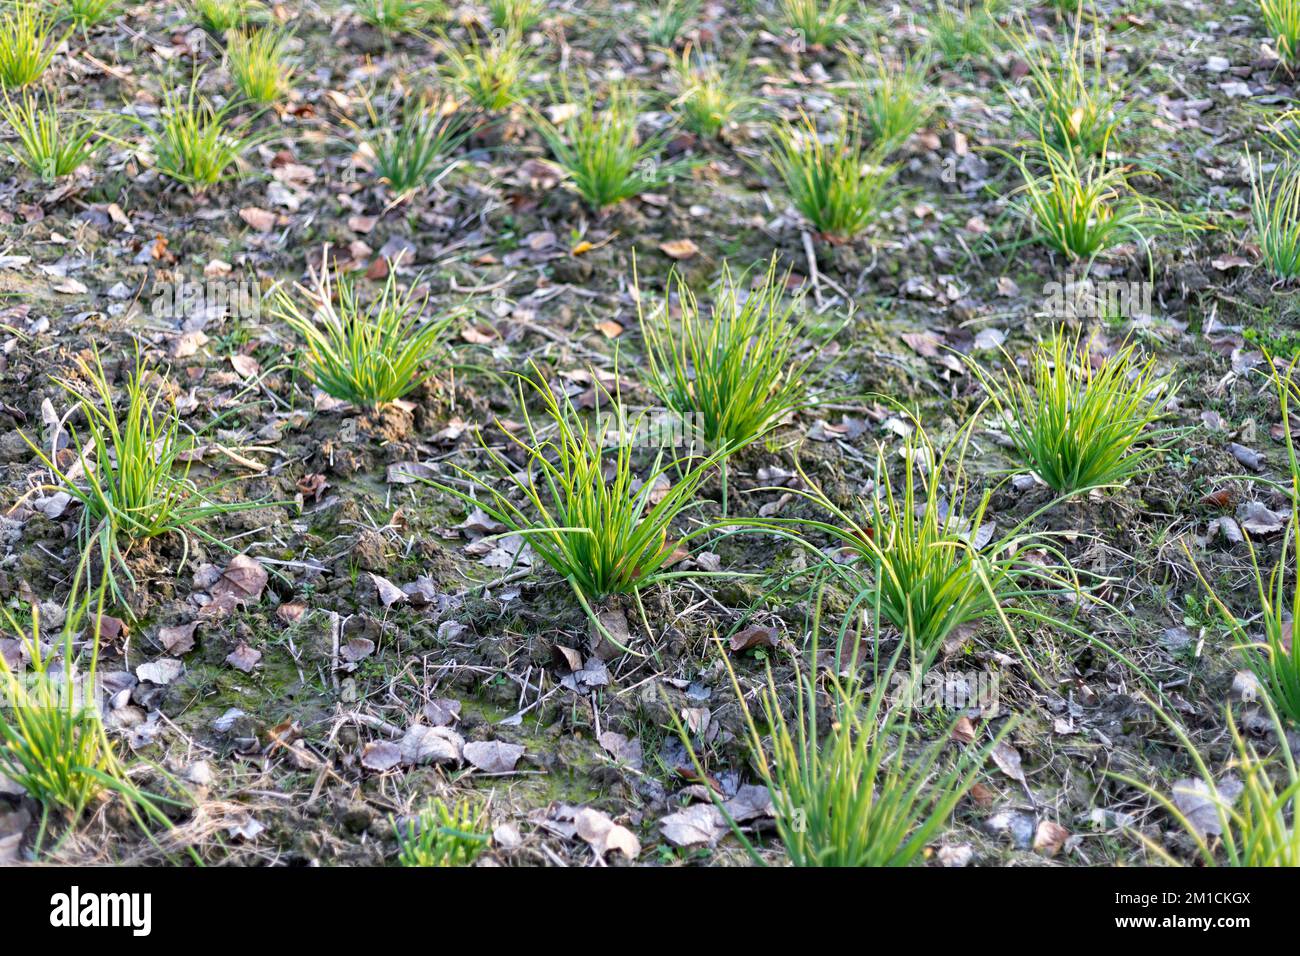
133, 74, 265, 192
536, 84, 695, 212
394, 798, 489, 866
59, 0, 118, 28
365, 98, 467, 198
437, 28, 532, 113
639, 255, 831, 457
227, 27, 295, 105
973, 328, 1180, 495
642, 0, 699, 47
427, 367, 735, 610
1260, 0, 1300, 63
845, 49, 934, 154
0, 92, 103, 182
668, 45, 753, 139
775, 0, 852, 48
1251, 154, 1300, 280
354, 0, 440, 33
767, 110, 895, 241
0, 3, 62, 90
273, 252, 456, 408
680, 600, 1012, 867
22, 349, 264, 609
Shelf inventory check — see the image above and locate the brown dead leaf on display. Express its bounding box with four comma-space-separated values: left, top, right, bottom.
239, 206, 278, 232
575, 807, 641, 860
658, 238, 699, 260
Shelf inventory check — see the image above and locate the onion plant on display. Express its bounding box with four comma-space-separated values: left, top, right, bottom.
1115, 699, 1300, 866
676, 600, 1011, 866
424, 368, 736, 649
767, 110, 896, 242
272, 253, 456, 407
536, 84, 695, 212
1250, 154, 1300, 280
971, 329, 1180, 495
21, 350, 262, 608
0, 92, 103, 182
394, 798, 489, 866
0, 3, 63, 90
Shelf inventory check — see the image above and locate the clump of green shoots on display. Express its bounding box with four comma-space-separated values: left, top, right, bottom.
1189, 360, 1300, 726
668, 45, 753, 139
272, 252, 455, 408
1012, 138, 1169, 263
226, 27, 295, 105
427, 368, 734, 623
775, 0, 852, 48
972, 329, 1179, 495
638, 256, 831, 507
537, 84, 695, 212
1009, 14, 1130, 157
0, 4, 63, 90
1250, 154, 1300, 280
438, 28, 532, 113
134, 75, 264, 191
59, 0, 119, 29
364, 97, 467, 198
22, 350, 260, 607
767, 111, 895, 241
684, 601, 1010, 866
926, 0, 997, 68
845, 49, 934, 154
0, 584, 114, 832
189, 0, 260, 33
1260, 0, 1300, 63
487, 0, 543, 32
1115, 700, 1299, 866
642, 0, 698, 47
0, 93, 103, 182
355, 0, 439, 33
771, 417, 1073, 658
394, 798, 490, 866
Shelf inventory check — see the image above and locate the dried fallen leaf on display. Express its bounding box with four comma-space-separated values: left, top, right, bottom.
1033, 819, 1070, 857
658, 238, 699, 260
659, 803, 727, 847
361, 741, 402, 772
158, 621, 198, 655
225, 643, 262, 673
990, 740, 1026, 784
1172, 776, 1243, 837
729, 624, 777, 653
239, 206, 277, 232
463, 740, 525, 774
368, 573, 409, 608
575, 807, 641, 860
399, 724, 464, 766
